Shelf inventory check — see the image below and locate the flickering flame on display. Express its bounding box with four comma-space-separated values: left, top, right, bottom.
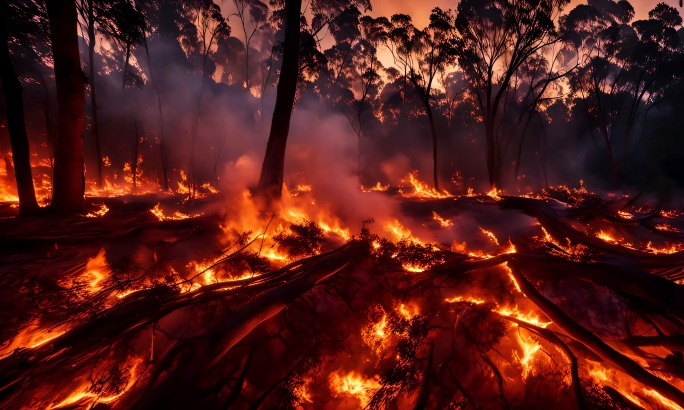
0, 321, 67, 358
361, 182, 389, 192
81, 248, 109, 292
398, 171, 451, 199
480, 228, 500, 246
486, 187, 502, 201
514, 331, 543, 378
49, 357, 144, 409
444, 295, 486, 304
329, 371, 381, 407
645, 241, 683, 255
596, 230, 618, 244
85, 203, 109, 218
432, 211, 453, 227
397, 303, 420, 320
496, 306, 551, 328
150, 203, 201, 221
655, 223, 679, 232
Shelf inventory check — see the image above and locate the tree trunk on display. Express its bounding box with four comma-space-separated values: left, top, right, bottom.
424, 99, 440, 191
46, 0, 85, 214
255, 0, 302, 202
87, 0, 103, 187
485, 113, 501, 189
0, 8, 39, 216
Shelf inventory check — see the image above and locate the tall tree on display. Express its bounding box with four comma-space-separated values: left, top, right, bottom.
378, 9, 457, 191
256, 0, 370, 202
46, 0, 85, 214
455, 0, 570, 189
255, 0, 302, 201
0, 4, 38, 215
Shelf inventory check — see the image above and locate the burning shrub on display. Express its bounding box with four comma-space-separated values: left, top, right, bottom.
273, 221, 325, 259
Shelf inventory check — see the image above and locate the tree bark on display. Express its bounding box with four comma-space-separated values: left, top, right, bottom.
424, 99, 440, 191
46, 0, 85, 214
0, 8, 39, 216
86, 0, 103, 187
256, 0, 302, 202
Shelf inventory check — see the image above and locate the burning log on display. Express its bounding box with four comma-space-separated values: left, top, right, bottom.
506, 259, 684, 408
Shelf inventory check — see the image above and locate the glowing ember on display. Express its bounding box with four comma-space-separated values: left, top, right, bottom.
48, 357, 144, 409
81, 248, 109, 292
480, 227, 500, 246
85, 203, 109, 218
496, 306, 551, 328
361, 182, 390, 192
150, 203, 201, 221
444, 295, 486, 304
432, 211, 453, 227
329, 371, 381, 407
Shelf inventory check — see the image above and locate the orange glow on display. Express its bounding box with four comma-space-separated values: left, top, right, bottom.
150, 203, 201, 221
432, 211, 453, 227
361, 181, 390, 192
49, 357, 144, 409
398, 171, 451, 199
81, 248, 109, 292
480, 228, 500, 246
329, 371, 381, 407
85, 203, 109, 218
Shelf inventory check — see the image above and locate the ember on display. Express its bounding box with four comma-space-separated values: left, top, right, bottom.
2, 0, 684, 409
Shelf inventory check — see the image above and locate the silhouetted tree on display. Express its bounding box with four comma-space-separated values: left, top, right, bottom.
46, 0, 85, 214
455, 0, 570, 189
256, 0, 370, 202
0, 3, 38, 215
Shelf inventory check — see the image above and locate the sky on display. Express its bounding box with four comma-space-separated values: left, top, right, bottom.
369, 0, 684, 28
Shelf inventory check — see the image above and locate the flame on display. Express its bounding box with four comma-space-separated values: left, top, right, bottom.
85, 203, 110, 218
596, 230, 618, 244
361, 182, 389, 192
444, 295, 486, 304
486, 187, 502, 201
480, 228, 500, 246
397, 303, 420, 320
496, 306, 551, 328
80, 248, 109, 292
329, 371, 381, 407
645, 241, 683, 255
398, 171, 451, 199
655, 223, 679, 232
49, 357, 144, 409
432, 211, 453, 228
0, 321, 67, 357
150, 203, 201, 221
514, 330, 543, 378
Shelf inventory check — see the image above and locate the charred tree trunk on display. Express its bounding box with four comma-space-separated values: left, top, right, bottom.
424, 98, 440, 192
0, 8, 39, 216
86, 0, 102, 187
255, 0, 302, 202
46, 0, 85, 214
485, 112, 502, 189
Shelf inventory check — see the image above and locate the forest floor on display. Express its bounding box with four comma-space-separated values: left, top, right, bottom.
1, 189, 684, 409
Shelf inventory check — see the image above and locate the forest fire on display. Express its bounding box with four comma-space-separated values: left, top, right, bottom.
2, 0, 684, 408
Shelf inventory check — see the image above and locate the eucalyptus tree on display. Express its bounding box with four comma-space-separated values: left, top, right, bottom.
256, 0, 371, 202
455, 0, 570, 189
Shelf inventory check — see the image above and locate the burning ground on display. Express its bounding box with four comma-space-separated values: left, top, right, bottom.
1, 176, 684, 409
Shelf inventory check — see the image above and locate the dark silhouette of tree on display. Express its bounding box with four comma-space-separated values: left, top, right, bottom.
455, 0, 570, 189
256, 0, 370, 203
0, 3, 38, 215
231, 0, 268, 89
187, 0, 230, 199
46, 0, 85, 214
77, 0, 146, 187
